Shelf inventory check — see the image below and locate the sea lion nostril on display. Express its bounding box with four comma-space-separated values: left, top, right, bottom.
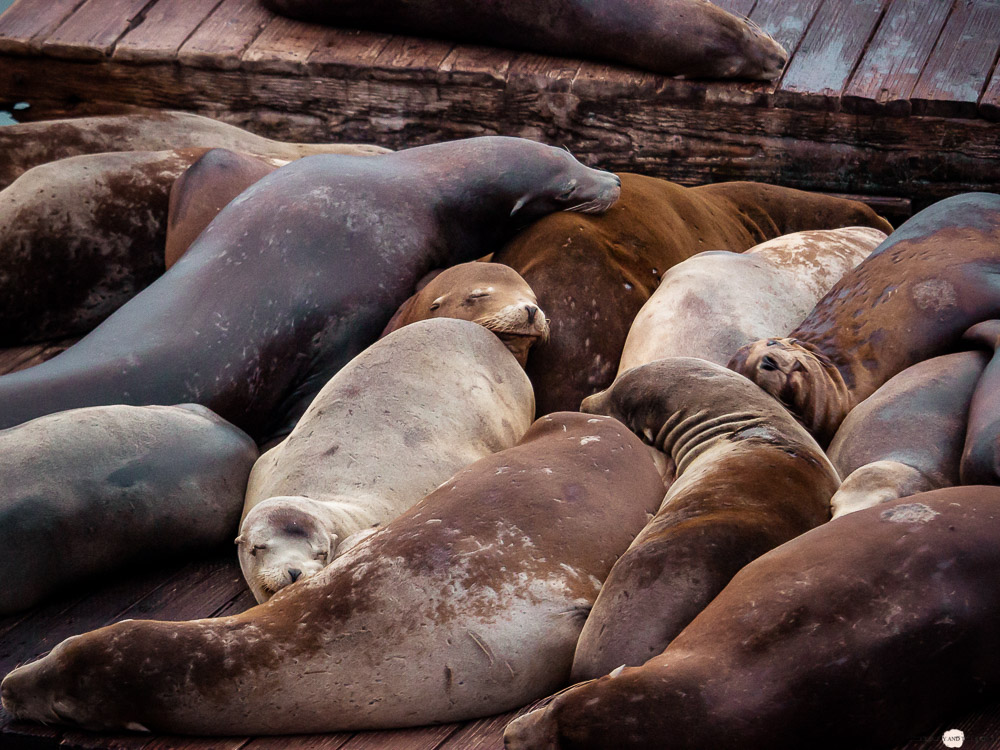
288, 568, 302, 582
760, 355, 779, 371
525, 305, 538, 324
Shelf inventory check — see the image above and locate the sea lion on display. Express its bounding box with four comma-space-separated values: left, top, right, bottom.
828, 350, 987, 518
729, 192, 1000, 447
239, 318, 534, 602
493, 175, 893, 414
618, 227, 885, 372
0, 148, 210, 345
961, 320, 1000, 485
0, 110, 389, 191
263, 0, 788, 80
574, 357, 837, 679
505, 486, 1000, 750
0, 137, 621, 445
380, 262, 549, 366
165, 149, 286, 269
0, 412, 665, 734
0, 403, 257, 615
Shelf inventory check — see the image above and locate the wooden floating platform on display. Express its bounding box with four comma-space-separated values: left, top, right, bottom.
1, 0, 1000, 747
0, 0, 999, 220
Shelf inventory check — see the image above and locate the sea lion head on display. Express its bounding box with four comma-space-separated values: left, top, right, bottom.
699, 9, 788, 81
728, 337, 850, 445
236, 496, 338, 603
831, 461, 937, 519
383, 262, 549, 366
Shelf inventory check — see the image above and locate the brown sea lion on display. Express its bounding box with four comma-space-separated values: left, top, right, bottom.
0, 148, 210, 345
618, 227, 884, 371
165, 148, 286, 269
730, 192, 1000, 447
0, 404, 257, 615
0, 137, 621, 446
505, 486, 1000, 750
263, 0, 788, 80
494, 175, 893, 414
828, 350, 988, 517
574, 357, 836, 679
0, 111, 389, 191
380, 262, 549, 366
0, 412, 665, 734
239, 318, 534, 602
961, 319, 1000, 484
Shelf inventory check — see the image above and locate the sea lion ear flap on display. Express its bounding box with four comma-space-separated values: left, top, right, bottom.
510, 195, 530, 218
380, 293, 419, 338
234, 535, 245, 546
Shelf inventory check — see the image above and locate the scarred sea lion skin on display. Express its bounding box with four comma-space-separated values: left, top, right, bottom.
505, 486, 1000, 750
0, 412, 665, 735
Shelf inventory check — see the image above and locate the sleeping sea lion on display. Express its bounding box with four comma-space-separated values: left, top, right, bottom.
0, 137, 621, 445
494, 175, 893, 414
0, 412, 665, 734
380, 262, 549, 366
730, 192, 1000, 446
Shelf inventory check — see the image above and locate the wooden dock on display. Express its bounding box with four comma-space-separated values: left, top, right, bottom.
1, 0, 1000, 747
0, 0, 999, 218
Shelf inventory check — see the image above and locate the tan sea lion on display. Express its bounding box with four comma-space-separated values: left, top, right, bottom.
828, 350, 987, 518
0, 412, 665, 734
493, 175, 893, 414
0, 137, 621, 446
961, 320, 1000, 484
0, 110, 389, 191
380, 262, 549, 366
505, 486, 1000, 750
575, 357, 837, 679
165, 149, 286, 269
618, 227, 885, 371
239, 318, 535, 602
264, 0, 788, 80
0, 148, 209, 345
730, 193, 1000, 446
0, 403, 257, 615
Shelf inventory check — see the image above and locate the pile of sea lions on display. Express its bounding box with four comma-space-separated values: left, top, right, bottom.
0, 111, 999, 750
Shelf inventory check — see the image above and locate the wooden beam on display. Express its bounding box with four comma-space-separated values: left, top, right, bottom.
177, 0, 273, 71
41, 0, 157, 60
0, 0, 88, 55
113, 0, 223, 64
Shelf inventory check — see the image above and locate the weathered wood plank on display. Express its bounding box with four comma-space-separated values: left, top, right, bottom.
711, 0, 756, 18
842, 0, 954, 116
113, 0, 223, 64
177, 0, 273, 70
10, 338, 76, 372
438, 44, 514, 88
749, 0, 824, 61
370, 35, 455, 82
242, 14, 328, 74
306, 28, 391, 78
242, 734, 353, 750
777, 0, 890, 110
0, 0, 88, 55
437, 701, 545, 750
910, 0, 1000, 118
42, 0, 157, 60
0, 342, 48, 375
983, 63, 1000, 121
340, 724, 459, 750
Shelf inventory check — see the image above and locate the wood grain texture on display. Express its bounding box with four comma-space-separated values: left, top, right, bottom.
842, 0, 954, 115
113, 0, 223, 63
777, 0, 890, 110
370, 35, 454, 82
711, 0, 757, 17
41, 0, 156, 60
306, 28, 391, 78
910, 0, 1000, 117
983, 63, 1000, 120
749, 0, 824, 60
242, 14, 328, 74
339, 724, 460, 750
178, 0, 273, 70
0, 0, 88, 55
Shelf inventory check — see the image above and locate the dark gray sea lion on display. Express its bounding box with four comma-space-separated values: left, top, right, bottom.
0, 403, 257, 615
506, 486, 1000, 750
574, 357, 836, 679
828, 350, 988, 517
0, 111, 388, 191
0, 137, 621, 445
960, 319, 1000, 485
263, 0, 788, 80
0, 412, 665, 734
730, 192, 1000, 447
